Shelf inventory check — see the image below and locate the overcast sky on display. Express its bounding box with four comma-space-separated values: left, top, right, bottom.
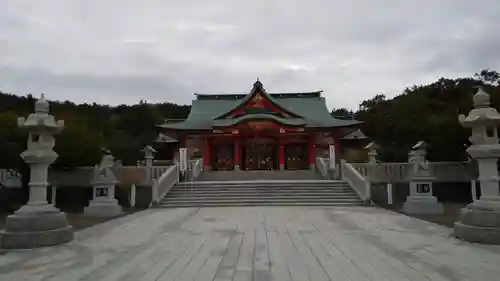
1, 0, 499, 110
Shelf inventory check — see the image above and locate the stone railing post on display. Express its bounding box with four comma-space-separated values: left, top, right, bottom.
454, 87, 500, 244
0, 94, 73, 249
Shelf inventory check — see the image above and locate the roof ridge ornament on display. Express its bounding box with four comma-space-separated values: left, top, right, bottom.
253, 78, 264, 91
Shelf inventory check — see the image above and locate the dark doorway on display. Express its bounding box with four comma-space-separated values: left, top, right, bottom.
211, 145, 234, 171
241, 137, 278, 170
284, 144, 308, 170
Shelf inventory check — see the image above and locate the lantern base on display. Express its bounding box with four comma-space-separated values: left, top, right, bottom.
402, 196, 443, 214
0, 203, 73, 250
84, 198, 123, 217
454, 199, 500, 245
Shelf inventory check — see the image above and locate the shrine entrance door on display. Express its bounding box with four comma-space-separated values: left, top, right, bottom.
241, 137, 278, 170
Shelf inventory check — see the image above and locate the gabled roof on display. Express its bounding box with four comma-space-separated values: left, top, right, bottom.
155, 133, 179, 143
214, 80, 302, 119
158, 80, 360, 131
342, 129, 368, 140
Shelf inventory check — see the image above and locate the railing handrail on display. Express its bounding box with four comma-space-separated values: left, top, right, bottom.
341, 159, 371, 202
152, 164, 179, 204
190, 158, 203, 181
350, 161, 476, 183
149, 165, 172, 182
315, 157, 329, 179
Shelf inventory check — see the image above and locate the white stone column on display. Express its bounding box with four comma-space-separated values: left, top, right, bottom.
454, 87, 500, 244
0, 94, 73, 250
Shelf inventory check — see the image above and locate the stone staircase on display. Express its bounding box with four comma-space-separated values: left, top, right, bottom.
159, 171, 364, 207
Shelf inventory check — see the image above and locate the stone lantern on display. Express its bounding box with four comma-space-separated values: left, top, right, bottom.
403, 141, 443, 214
408, 141, 427, 163
142, 145, 157, 167
364, 141, 381, 164
142, 145, 157, 184
454, 87, 500, 244
0, 94, 73, 249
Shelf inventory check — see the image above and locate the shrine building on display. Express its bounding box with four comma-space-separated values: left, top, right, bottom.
158, 80, 360, 171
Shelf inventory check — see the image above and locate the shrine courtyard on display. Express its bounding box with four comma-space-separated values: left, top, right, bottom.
0, 206, 499, 281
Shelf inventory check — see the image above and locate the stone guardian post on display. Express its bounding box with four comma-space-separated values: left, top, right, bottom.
402, 141, 443, 214
0, 94, 74, 249
454, 87, 500, 244
84, 149, 123, 217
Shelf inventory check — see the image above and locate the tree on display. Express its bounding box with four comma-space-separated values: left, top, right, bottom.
474, 69, 500, 86
330, 108, 354, 119
0, 90, 191, 168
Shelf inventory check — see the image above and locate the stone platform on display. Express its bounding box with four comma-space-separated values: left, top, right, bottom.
1, 207, 499, 280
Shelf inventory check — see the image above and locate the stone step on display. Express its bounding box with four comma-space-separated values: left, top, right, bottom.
169, 190, 357, 196
172, 186, 352, 192
158, 201, 363, 208
176, 183, 349, 189
162, 197, 362, 203
164, 194, 360, 200
178, 180, 345, 186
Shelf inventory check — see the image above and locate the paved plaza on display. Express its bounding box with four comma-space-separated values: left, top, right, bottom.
1, 206, 500, 281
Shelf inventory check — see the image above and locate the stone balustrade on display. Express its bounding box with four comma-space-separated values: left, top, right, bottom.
349, 161, 475, 183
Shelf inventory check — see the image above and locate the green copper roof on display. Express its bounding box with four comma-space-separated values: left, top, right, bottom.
159, 81, 360, 131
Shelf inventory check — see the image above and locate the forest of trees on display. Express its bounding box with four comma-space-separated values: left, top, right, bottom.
0, 94, 190, 171
331, 69, 500, 162
1, 69, 499, 172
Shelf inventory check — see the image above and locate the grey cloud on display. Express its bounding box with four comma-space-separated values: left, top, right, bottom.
1, 0, 500, 111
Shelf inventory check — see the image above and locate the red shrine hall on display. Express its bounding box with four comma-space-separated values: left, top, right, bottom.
158, 80, 360, 171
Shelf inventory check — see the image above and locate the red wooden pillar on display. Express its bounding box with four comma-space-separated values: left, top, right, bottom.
203, 137, 211, 170
308, 134, 316, 169
234, 138, 240, 170
333, 131, 341, 156
278, 144, 285, 170
178, 134, 187, 148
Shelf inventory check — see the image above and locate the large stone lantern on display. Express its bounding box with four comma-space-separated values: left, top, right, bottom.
454, 87, 500, 244
0, 94, 74, 249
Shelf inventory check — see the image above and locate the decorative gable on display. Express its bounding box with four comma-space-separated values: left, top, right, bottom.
216, 80, 301, 119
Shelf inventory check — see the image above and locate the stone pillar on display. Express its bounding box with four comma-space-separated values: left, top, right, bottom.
203, 138, 211, 171
234, 138, 240, 171
454, 88, 500, 244
0, 94, 74, 249
84, 151, 123, 217
141, 145, 157, 183
278, 144, 285, 170
402, 141, 443, 214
